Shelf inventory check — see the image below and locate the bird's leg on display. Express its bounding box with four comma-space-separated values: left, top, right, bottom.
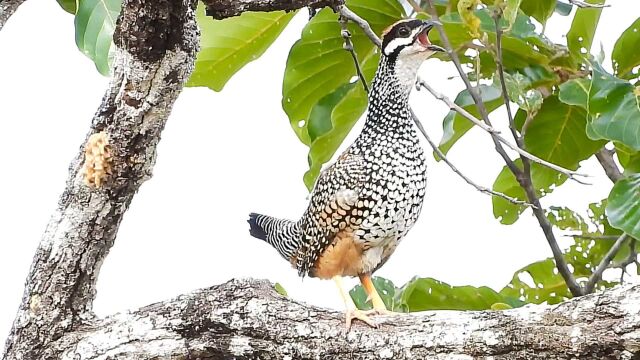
332, 275, 377, 329
359, 273, 393, 315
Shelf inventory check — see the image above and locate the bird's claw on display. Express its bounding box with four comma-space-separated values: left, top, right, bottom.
345, 308, 378, 330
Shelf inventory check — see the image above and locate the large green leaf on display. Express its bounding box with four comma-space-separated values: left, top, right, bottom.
520, 0, 556, 24
566, 0, 605, 62
607, 174, 640, 239
559, 62, 640, 151
400, 277, 521, 311
612, 17, 640, 80
492, 97, 604, 224
282, 0, 405, 145
350, 276, 523, 312
438, 85, 503, 156
187, 6, 295, 91
501, 259, 572, 304
75, 0, 122, 75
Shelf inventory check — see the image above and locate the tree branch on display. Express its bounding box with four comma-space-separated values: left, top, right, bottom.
2, 0, 199, 358
596, 148, 624, 183
43, 279, 640, 359
203, 0, 344, 19
584, 234, 629, 294
0, 0, 26, 31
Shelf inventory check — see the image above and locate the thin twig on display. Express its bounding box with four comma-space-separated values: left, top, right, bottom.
493, 14, 521, 147
337, 5, 381, 47
405, 0, 422, 13
410, 107, 532, 206
584, 234, 629, 293
339, 15, 369, 93
568, 234, 621, 241
416, 80, 589, 184
567, 0, 610, 8
595, 148, 623, 183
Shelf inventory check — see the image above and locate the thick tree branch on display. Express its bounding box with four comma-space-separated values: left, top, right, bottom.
203, 0, 344, 19
43, 279, 640, 359
2, 0, 199, 358
0, 0, 26, 30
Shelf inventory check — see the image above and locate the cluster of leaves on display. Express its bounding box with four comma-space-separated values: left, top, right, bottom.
62, 0, 640, 310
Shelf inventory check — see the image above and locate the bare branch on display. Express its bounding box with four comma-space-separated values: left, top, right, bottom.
0, 0, 27, 31
337, 5, 382, 47
339, 15, 369, 93
596, 148, 624, 183
491, 9, 583, 297
416, 80, 589, 184
410, 107, 531, 206
568, 0, 610, 8
48, 279, 640, 359
202, 0, 343, 19
584, 234, 629, 294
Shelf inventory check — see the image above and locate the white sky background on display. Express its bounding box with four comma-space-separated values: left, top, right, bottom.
0, 0, 638, 343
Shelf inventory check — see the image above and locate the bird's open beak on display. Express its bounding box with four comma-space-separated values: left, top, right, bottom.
417, 20, 445, 52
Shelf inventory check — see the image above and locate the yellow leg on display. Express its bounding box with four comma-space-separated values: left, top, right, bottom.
333, 275, 377, 329
359, 273, 392, 314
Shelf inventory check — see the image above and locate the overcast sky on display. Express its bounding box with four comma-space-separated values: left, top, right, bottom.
1, 0, 638, 343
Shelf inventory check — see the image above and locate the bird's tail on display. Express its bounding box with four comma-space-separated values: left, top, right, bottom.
248, 213, 301, 261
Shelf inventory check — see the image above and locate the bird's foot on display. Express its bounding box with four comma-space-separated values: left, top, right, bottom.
363, 308, 394, 316
345, 308, 378, 330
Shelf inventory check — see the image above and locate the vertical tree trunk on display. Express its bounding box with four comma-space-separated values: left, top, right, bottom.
2, 0, 198, 358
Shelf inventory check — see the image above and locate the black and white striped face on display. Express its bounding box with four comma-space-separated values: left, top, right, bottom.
381, 19, 444, 61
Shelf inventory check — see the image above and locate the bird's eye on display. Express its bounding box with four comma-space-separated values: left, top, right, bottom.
397, 26, 410, 37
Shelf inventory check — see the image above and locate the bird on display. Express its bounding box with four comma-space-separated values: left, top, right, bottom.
248, 18, 444, 329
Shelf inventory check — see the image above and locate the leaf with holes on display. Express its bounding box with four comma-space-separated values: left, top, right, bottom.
492, 98, 604, 224
559, 62, 640, 151
567, 0, 606, 61
75, 0, 122, 75
400, 277, 522, 311
501, 258, 572, 305
607, 174, 640, 239
438, 85, 503, 157
187, 6, 295, 91
612, 17, 640, 80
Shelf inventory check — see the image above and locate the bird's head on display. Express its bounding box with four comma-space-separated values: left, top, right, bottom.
381, 18, 444, 61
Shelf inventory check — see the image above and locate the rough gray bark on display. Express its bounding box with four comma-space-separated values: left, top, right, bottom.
0, 0, 26, 30
1, 0, 199, 358
42, 279, 640, 359
203, 0, 344, 19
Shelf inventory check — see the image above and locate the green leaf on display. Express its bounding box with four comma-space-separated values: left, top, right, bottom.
438, 85, 503, 156
187, 6, 295, 91
401, 277, 516, 311
57, 0, 77, 14
520, 0, 556, 24
499, 71, 543, 114
490, 302, 513, 310
274, 282, 288, 297
458, 0, 482, 37
283, 0, 405, 145
612, 17, 640, 80
559, 62, 640, 151
349, 277, 403, 312
567, 0, 606, 61
503, 0, 523, 30
501, 258, 572, 304
492, 97, 605, 224
74, 0, 122, 75
607, 174, 640, 239
615, 143, 640, 173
